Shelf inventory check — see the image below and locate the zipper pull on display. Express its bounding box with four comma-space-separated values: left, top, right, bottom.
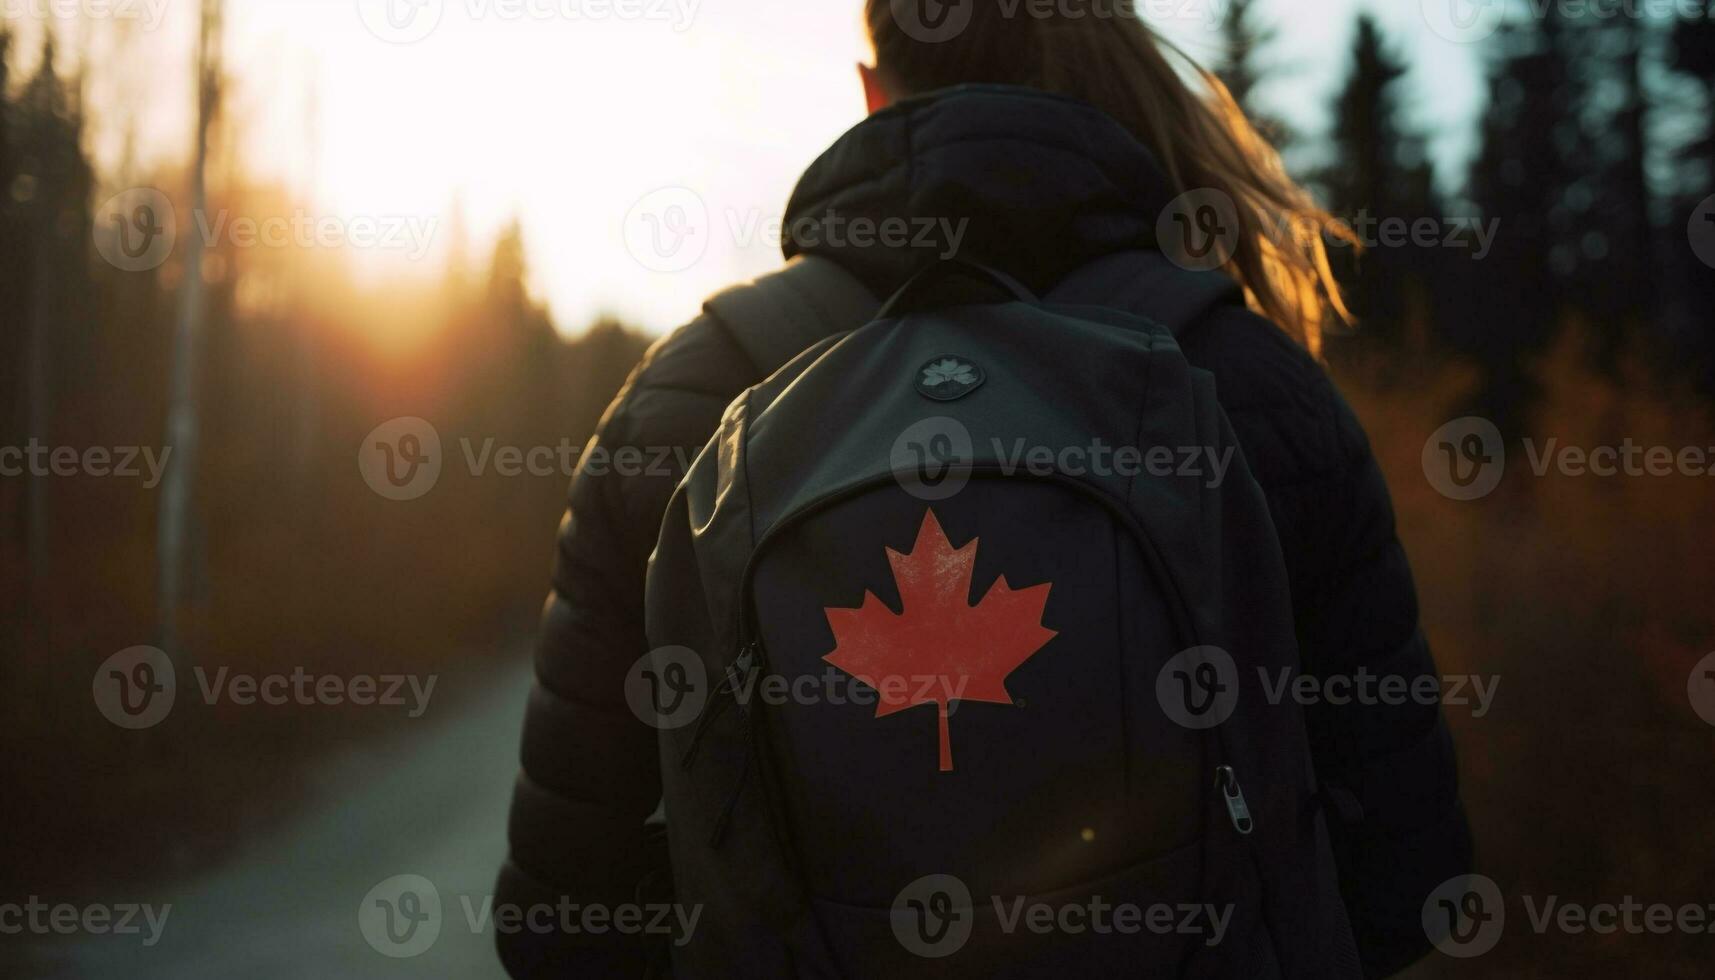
1216, 765, 1254, 836
724, 643, 760, 699
679, 641, 760, 771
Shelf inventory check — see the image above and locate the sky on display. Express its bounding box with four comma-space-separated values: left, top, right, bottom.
11, 0, 1488, 335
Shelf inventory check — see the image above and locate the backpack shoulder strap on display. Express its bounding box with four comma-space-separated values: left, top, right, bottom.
704, 255, 879, 378
1049, 250, 1245, 337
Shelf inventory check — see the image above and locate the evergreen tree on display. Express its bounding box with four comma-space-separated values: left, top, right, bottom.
1323, 16, 1437, 347
1217, 0, 1290, 145
13, 38, 94, 578
1672, 13, 1715, 182
0, 30, 19, 448
1669, 13, 1715, 384
1462, 14, 1585, 433
1558, 15, 1655, 347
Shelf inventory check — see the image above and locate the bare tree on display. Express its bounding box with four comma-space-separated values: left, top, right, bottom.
157, 0, 223, 660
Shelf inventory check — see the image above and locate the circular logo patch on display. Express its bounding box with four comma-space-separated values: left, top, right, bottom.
916, 356, 984, 402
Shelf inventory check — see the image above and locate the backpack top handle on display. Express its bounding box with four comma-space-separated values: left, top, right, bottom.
874, 257, 1040, 320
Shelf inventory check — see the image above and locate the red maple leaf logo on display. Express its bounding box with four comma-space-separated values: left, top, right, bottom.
821, 508, 1057, 772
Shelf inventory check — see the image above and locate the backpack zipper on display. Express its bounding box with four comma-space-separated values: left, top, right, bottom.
1216, 765, 1254, 836
679, 641, 761, 771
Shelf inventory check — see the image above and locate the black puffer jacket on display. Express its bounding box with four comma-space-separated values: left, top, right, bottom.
496, 86, 1470, 980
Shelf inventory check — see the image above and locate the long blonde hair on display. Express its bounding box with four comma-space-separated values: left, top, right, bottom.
865, 0, 1355, 355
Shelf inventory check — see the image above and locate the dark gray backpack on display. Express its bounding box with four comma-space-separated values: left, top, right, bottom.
645, 254, 1360, 979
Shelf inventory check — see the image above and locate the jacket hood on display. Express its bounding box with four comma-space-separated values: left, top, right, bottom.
782, 84, 1176, 295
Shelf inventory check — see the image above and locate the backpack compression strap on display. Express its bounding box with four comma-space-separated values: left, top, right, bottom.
705, 255, 880, 378
1049, 250, 1246, 337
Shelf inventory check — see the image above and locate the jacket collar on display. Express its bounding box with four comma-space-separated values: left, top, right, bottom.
782, 84, 1174, 294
